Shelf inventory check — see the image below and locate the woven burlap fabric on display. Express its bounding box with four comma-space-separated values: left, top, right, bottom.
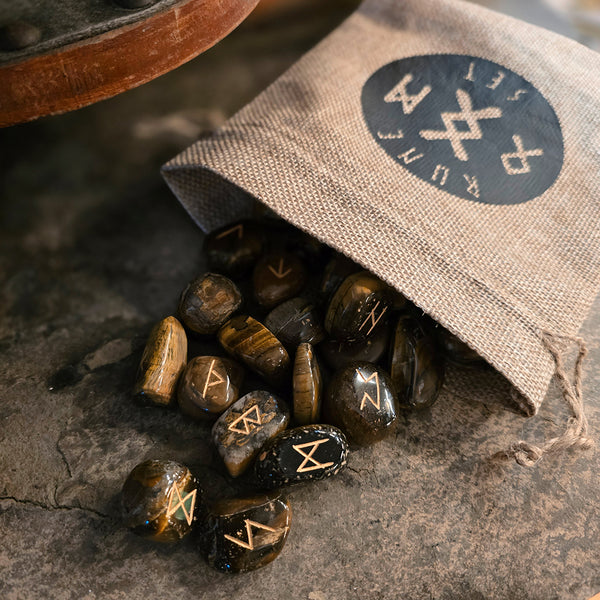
162, 0, 600, 420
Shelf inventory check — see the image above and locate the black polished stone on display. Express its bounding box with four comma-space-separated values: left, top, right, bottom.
254, 424, 348, 488
437, 327, 484, 365
264, 297, 324, 348
319, 326, 389, 371
253, 252, 307, 308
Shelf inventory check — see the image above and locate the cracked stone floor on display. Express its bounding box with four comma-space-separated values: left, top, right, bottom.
1, 2, 600, 599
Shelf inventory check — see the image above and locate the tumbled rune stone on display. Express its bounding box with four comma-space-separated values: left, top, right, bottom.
133, 316, 187, 407
319, 252, 361, 304
325, 271, 394, 342
390, 315, 445, 410
178, 273, 242, 335
177, 356, 244, 421
293, 343, 322, 425
323, 362, 397, 446
212, 391, 290, 477
204, 220, 264, 276
254, 425, 348, 488
437, 327, 484, 365
253, 252, 307, 308
121, 460, 201, 543
264, 297, 325, 348
203, 492, 291, 573
319, 326, 389, 372
218, 315, 290, 387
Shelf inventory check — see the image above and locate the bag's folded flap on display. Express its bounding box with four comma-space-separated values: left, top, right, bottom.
163, 0, 600, 415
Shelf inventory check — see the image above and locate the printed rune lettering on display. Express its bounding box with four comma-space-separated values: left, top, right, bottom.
501, 135, 544, 175
384, 73, 432, 115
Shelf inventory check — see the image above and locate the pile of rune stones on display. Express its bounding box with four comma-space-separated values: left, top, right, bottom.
121, 209, 484, 573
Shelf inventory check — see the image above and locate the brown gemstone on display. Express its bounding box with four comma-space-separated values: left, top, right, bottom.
217, 315, 290, 387
202, 492, 291, 573
133, 316, 187, 407
390, 315, 445, 410
121, 460, 201, 543
323, 362, 397, 446
264, 297, 325, 348
253, 252, 307, 308
212, 390, 290, 477
319, 252, 361, 304
178, 273, 242, 335
319, 326, 389, 371
177, 356, 244, 420
293, 343, 322, 425
204, 220, 263, 276
324, 271, 394, 341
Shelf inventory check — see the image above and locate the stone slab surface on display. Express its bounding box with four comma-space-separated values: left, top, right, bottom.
1, 2, 599, 599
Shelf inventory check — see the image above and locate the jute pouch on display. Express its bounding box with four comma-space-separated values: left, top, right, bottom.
162, 0, 600, 466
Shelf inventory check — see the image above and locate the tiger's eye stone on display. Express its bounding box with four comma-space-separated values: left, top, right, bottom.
204, 220, 263, 276
319, 326, 389, 371
217, 315, 290, 387
121, 460, 201, 543
254, 425, 348, 488
264, 297, 325, 347
177, 356, 244, 420
212, 391, 290, 477
319, 253, 361, 304
293, 343, 322, 425
133, 316, 187, 407
323, 362, 397, 446
253, 252, 307, 308
325, 271, 394, 342
390, 315, 445, 410
178, 273, 242, 335
437, 327, 484, 365
203, 492, 291, 573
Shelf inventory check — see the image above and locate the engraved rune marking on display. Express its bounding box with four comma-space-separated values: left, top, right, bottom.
216, 224, 243, 240
224, 519, 279, 550
268, 258, 292, 279
377, 129, 404, 140
507, 89, 527, 102
202, 359, 226, 397
228, 405, 263, 435
486, 71, 506, 90
398, 147, 424, 165
358, 301, 388, 336
501, 135, 544, 175
432, 164, 450, 186
419, 89, 502, 162
292, 439, 334, 473
464, 174, 480, 198
464, 61, 476, 82
166, 484, 197, 526
384, 73, 432, 115
356, 370, 381, 410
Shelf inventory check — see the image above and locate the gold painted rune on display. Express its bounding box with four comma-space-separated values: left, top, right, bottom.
216, 224, 243, 240
356, 369, 381, 410
166, 483, 197, 526
224, 519, 279, 550
292, 439, 334, 473
358, 301, 388, 336
202, 359, 226, 397
228, 404, 263, 435
267, 258, 292, 279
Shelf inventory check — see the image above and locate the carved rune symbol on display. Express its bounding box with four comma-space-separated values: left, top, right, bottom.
224, 519, 279, 550
356, 370, 381, 410
358, 301, 388, 336
202, 359, 226, 397
166, 483, 197, 526
419, 89, 502, 161
268, 258, 292, 279
216, 224, 243, 240
292, 439, 334, 473
228, 405, 263, 435
501, 135, 544, 175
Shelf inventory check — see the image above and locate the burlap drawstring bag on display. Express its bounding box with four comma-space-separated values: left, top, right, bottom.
162, 0, 600, 467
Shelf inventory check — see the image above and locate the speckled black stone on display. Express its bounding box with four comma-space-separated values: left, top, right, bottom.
254, 425, 348, 488
264, 297, 325, 348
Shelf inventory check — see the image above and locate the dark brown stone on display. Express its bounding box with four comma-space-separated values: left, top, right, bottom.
319, 252, 361, 304
253, 252, 307, 308
204, 220, 263, 276
212, 390, 290, 477
178, 273, 242, 335
177, 356, 244, 420
323, 362, 397, 446
121, 460, 201, 543
264, 297, 324, 347
293, 343, 322, 425
319, 326, 390, 371
437, 327, 484, 365
202, 492, 291, 573
217, 315, 290, 387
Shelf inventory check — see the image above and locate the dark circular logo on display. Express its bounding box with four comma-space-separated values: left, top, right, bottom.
361, 55, 564, 205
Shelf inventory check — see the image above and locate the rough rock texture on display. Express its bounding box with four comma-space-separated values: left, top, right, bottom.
1, 2, 599, 599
